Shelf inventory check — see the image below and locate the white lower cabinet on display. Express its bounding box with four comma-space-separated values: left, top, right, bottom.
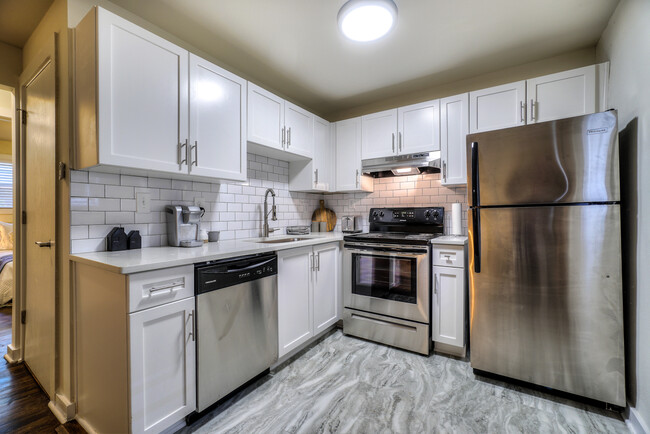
278, 243, 340, 357
432, 242, 467, 356
129, 298, 196, 434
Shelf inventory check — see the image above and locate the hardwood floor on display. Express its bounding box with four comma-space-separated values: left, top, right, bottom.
0, 307, 85, 433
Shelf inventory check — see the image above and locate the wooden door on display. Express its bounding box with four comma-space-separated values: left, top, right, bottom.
440, 93, 469, 186
335, 117, 363, 191
527, 65, 597, 124
469, 81, 526, 133
398, 100, 440, 154
361, 109, 397, 160
284, 101, 313, 158
277, 247, 313, 357
247, 83, 284, 151
97, 8, 188, 174
312, 243, 340, 334
432, 266, 465, 348
129, 297, 196, 434
189, 53, 247, 181
22, 53, 56, 398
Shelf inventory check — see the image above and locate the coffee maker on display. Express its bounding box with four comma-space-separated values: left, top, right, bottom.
165, 205, 204, 247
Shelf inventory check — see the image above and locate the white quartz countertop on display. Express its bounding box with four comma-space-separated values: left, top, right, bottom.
432, 235, 468, 245
70, 233, 344, 274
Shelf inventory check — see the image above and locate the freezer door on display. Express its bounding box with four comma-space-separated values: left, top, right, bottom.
466, 111, 619, 207
468, 204, 625, 406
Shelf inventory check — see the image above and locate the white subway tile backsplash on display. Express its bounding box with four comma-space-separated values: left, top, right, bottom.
71, 211, 105, 225
70, 170, 88, 183
88, 198, 121, 211
148, 177, 172, 189
172, 179, 193, 190
89, 172, 120, 185
120, 175, 148, 187
105, 185, 134, 198
71, 183, 104, 198
106, 211, 135, 224
70, 225, 89, 239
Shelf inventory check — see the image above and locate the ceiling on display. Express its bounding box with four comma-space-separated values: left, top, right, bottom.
109, 0, 618, 117
0, 0, 55, 47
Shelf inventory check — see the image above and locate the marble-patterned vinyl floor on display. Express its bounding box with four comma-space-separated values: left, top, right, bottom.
182, 330, 628, 433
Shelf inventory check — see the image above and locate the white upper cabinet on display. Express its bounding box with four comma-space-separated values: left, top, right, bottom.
398, 99, 440, 154
527, 65, 597, 124
247, 83, 284, 151
335, 117, 373, 192
87, 7, 189, 174
469, 81, 526, 133
284, 101, 314, 158
247, 83, 314, 160
288, 115, 333, 192
440, 93, 469, 186
361, 109, 398, 160
189, 54, 247, 181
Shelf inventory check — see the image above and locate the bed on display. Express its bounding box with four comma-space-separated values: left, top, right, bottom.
0, 221, 14, 307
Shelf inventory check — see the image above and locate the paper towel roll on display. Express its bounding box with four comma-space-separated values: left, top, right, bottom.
451, 203, 462, 236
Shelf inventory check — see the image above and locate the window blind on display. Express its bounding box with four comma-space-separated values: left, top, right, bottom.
0, 162, 13, 208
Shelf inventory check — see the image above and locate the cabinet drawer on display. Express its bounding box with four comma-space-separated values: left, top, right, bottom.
432, 244, 464, 268
128, 265, 194, 313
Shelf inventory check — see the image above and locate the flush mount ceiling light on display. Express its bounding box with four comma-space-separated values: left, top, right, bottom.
338, 0, 398, 42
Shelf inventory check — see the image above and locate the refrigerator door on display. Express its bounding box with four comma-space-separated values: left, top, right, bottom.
466, 111, 619, 207
468, 204, 625, 406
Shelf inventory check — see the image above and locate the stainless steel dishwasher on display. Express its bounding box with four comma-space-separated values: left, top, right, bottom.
195, 253, 278, 412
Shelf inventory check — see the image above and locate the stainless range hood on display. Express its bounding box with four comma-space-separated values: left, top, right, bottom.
362, 151, 441, 178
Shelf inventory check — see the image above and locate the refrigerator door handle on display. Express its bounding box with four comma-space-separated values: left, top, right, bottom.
472, 208, 481, 273
471, 141, 480, 207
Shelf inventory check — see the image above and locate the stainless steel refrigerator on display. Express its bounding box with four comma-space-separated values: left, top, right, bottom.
466, 111, 625, 406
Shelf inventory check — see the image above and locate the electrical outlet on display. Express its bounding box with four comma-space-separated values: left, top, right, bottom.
194, 197, 207, 209
136, 192, 151, 213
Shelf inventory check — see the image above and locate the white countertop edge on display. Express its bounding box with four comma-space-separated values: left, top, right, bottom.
70, 233, 344, 274
431, 235, 468, 245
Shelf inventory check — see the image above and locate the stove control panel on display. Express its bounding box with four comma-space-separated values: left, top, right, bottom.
369, 207, 444, 224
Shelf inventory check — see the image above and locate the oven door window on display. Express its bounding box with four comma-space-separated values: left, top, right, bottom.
352, 253, 417, 304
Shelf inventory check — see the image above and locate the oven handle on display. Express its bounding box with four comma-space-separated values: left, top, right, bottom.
344, 248, 427, 259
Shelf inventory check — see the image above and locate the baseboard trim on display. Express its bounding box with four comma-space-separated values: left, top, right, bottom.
48, 401, 67, 424
55, 393, 76, 421
76, 417, 98, 434
4, 344, 21, 363
627, 406, 650, 434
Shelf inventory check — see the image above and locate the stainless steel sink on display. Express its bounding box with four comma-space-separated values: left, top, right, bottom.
253, 237, 310, 244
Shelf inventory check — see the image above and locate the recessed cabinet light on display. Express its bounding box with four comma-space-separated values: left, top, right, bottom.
338, 0, 398, 42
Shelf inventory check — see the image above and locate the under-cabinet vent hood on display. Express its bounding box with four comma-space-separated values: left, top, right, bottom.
362, 151, 441, 178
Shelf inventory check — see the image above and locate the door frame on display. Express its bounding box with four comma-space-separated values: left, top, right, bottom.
10, 39, 58, 397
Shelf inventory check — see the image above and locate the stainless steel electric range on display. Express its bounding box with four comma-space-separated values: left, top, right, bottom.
342, 207, 444, 355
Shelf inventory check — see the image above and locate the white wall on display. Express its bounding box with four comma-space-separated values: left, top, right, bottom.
597, 0, 650, 432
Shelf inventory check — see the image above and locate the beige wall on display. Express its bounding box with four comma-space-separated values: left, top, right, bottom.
326, 47, 596, 121
0, 41, 22, 89
22, 0, 74, 416
597, 0, 650, 431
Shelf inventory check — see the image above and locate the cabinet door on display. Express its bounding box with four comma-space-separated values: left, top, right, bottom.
247, 82, 284, 150
432, 266, 465, 348
335, 117, 363, 191
527, 65, 597, 124
440, 93, 469, 186
398, 100, 440, 154
314, 115, 332, 190
129, 297, 196, 434
284, 101, 314, 158
313, 243, 340, 334
189, 54, 246, 181
97, 8, 188, 174
361, 109, 397, 159
469, 81, 526, 133
278, 247, 313, 357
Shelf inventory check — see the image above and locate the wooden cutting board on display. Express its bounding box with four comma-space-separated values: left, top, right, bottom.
311, 200, 336, 232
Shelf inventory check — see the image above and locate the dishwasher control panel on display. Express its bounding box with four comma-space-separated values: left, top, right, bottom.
195, 253, 277, 294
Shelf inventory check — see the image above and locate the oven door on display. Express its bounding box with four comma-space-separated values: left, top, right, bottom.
343, 243, 430, 324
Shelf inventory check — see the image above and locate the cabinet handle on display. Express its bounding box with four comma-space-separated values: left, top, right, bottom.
178, 140, 187, 168
282, 126, 286, 147
287, 127, 291, 147
316, 253, 320, 271
356, 169, 360, 187
442, 161, 447, 182
520, 101, 526, 123
188, 309, 195, 342
398, 132, 402, 152
314, 168, 319, 184
530, 99, 535, 121
310, 253, 315, 271
434, 273, 437, 294
392, 133, 395, 153
192, 141, 198, 167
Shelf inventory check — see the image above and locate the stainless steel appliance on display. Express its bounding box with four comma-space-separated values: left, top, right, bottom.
165, 205, 204, 247
343, 207, 444, 354
467, 111, 625, 406
341, 215, 362, 233
362, 151, 440, 178
195, 253, 278, 412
